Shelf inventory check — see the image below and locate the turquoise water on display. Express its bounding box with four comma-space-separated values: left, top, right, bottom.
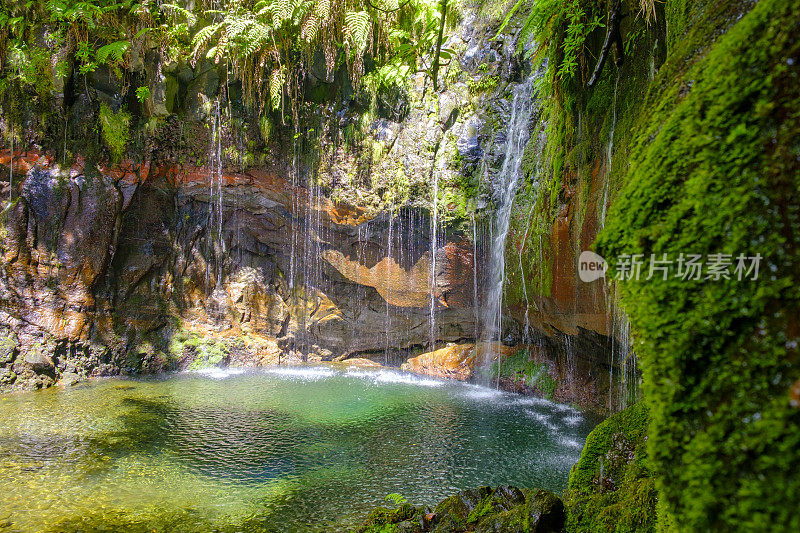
0, 366, 595, 532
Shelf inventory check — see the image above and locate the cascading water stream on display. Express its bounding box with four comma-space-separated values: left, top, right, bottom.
472, 211, 479, 343
481, 76, 537, 376
599, 72, 619, 228
429, 169, 439, 350
206, 100, 224, 295
385, 211, 394, 363
518, 198, 536, 344
8, 133, 12, 200
598, 71, 638, 411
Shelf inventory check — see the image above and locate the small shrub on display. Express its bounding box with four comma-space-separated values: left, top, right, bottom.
99, 103, 131, 162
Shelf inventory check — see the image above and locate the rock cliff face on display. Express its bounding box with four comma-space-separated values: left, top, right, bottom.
0, 4, 626, 410
0, 149, 482, 391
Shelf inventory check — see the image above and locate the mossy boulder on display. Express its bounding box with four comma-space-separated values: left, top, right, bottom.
356, 502, 429, 533
0, 333, 19, 364
565, 402, 656, 532
594, 1, 800, 529
168, 331, 231, 370
357, 486, 565, 533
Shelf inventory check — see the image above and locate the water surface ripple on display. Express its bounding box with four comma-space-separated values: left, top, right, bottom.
0, 367, 596, 532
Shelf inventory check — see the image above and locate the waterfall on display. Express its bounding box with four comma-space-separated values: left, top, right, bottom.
8, 134, 12, 201
518, 197, 537, 344
206, 100, 224, 294
472, 212, 479, 343
481, 76, 537, 372
598, 71, 639, 411
429, 170, 439, 350
606, 287, 635, 412
599, 72, 619, 228
385, 211, 394, 363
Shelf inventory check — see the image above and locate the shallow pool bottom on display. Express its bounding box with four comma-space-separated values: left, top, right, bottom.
0, 366, 595, 532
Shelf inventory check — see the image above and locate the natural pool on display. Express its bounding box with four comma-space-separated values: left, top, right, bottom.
0, 367, 596, 532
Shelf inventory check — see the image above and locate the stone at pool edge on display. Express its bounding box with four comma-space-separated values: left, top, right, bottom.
58, 372, 82, 387
355, 486, 566, 533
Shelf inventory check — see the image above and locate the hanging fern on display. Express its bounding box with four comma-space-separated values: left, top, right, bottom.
344, 10, 369, 54
301, 13, 319, 42
314, 0, 330, 21
269, 65, 285, 110
96, 39, 129, 64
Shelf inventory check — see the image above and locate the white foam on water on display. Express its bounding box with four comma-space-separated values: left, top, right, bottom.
559, 437, 584, 449
553, 403, 580, 414
512, 396, 553, 408
563, 415, 583, 426
346, 369, 444, 388
460, 383, 507, 401
264, 367, 337, 381
525, 409, 558, 432
193, 368, 246, 379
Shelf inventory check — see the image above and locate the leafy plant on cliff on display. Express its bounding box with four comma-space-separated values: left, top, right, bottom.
185, 0, 455, 122
492, 349, 556, 400
98, 103, 130, 162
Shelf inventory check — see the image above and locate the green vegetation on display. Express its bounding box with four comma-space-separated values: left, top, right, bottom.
168, 330, 231, 369
492, 349, 556, 400
358, 486, 566, 533
356, 502, 426, 533
466, 74, 500, 94
0, 0, 459, 164
565, 402, 655, 532
384, 493, 408, 507
593, 0, 800, 530
99, 103, 130, 162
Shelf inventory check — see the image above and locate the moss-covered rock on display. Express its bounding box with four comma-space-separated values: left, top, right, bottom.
168, 331, 231, 370
0, 332, 19, 364
98, 103, 131, 163
594, 0, 800, 530
356, 502, 428, 533
356, 486, 565, 533
565, 402, 655, 532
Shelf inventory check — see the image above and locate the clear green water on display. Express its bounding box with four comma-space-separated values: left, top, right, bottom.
0, 367, 595, 532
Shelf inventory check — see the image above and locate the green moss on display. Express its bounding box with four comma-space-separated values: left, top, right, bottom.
168, 331, 231, 370
594, 0, 800, 530
466, 496, 495, 523
467, 75, 500, 94
355, 503, 424, 533
99, 103, 131, 162
491, 349, 557, 400
565, 403, 655, 533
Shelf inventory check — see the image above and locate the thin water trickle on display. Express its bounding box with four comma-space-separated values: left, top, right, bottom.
385, 211, 394, 364
472, 211, 480, 343
600, 72, 620, 228
519, 197, 537, 344
429, 170, 439, 350
205, 101, 225, 294
8, 134, 12, 200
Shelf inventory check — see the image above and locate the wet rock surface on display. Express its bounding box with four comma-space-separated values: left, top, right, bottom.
356, 486, 566, 533
0, 157, 478, 391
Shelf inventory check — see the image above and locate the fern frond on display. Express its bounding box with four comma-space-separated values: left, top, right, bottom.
269, 66, 285, 110
314, 0, 330, 21
192, 22, 222, 59
344, 10, 369, 54
301, 14, 318, 42
96, 40, 129, 64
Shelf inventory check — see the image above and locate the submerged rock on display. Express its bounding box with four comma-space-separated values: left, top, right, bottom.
356, 486, 565, 533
